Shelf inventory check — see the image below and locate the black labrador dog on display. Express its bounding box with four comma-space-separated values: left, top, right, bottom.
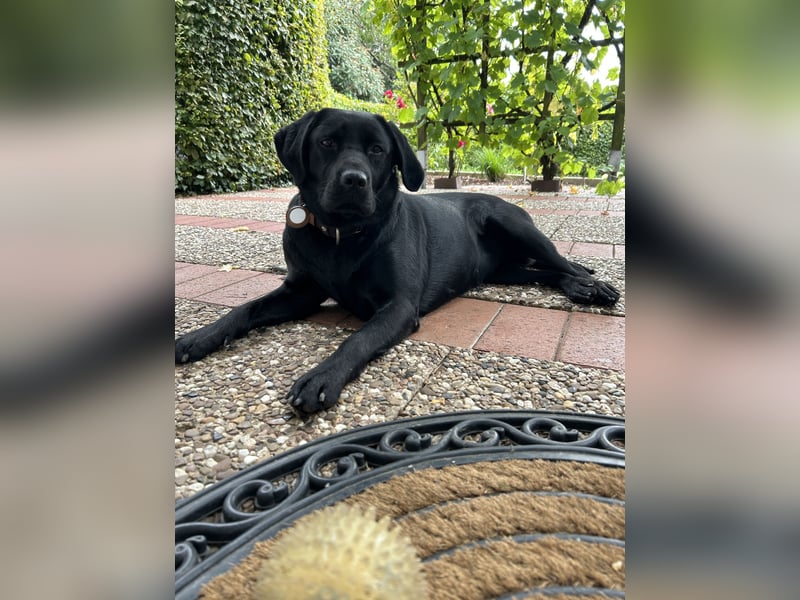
176, 109, 619, 413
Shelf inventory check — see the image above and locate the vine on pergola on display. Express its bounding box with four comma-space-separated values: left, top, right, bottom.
373, 0, 625, 183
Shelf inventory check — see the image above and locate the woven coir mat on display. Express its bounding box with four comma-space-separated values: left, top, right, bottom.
200, 458, 625, 599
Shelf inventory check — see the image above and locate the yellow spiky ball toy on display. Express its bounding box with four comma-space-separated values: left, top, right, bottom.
254, 504, 427, 600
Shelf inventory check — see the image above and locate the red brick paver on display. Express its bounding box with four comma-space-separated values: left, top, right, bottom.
175, 268, 262, 300
411, 298, 502, 348
306, 304, 351, 327
553, 240, 573, 255
175, 263, 221, 285
556, 312, 625, 371
571, 242, 614, 258
175, 214, 286, 234
474, 304, 568, 361
196, 272, 285, 307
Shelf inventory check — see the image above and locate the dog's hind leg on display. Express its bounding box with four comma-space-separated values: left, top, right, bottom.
488, 264, 619, 305
484, 208, 619, 305
486, 207, 590, 276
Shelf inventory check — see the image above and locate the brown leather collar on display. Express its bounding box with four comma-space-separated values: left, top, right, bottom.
285, 204, 363, 245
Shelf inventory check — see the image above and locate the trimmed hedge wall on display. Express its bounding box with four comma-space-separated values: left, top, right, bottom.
176, 0, 329, 194
328, 90, 396, 121
574, 121, 626, 176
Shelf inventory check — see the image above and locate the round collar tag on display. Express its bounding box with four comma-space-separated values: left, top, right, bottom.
286, 205, 310, 228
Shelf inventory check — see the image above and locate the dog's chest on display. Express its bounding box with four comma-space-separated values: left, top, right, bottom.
296, 243, 388, 319
321, 272, 386, 321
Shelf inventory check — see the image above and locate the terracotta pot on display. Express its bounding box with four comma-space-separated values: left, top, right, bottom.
433, 176, 462, 189
529, 179, 562, 192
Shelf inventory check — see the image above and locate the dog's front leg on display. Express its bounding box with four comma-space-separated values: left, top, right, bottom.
286, 298, 419, 414
176, 279, 326, 363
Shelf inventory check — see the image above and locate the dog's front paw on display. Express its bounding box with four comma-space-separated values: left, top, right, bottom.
175, 327, 230, 364
285, 368, 345, 415
562, 276, 620, 306
595, 280, 621, 305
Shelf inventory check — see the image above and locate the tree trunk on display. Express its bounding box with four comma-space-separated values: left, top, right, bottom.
414, 0, 428, 183
608, 43, 625, 180
541, 154, 559, 181
536, 9, 557, 181
479, 0, 490, 138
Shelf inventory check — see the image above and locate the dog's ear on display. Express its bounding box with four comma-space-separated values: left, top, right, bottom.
274, 111, 319, 184
379, 116, 425, 192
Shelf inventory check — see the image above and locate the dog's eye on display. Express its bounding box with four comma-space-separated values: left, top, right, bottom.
369, 144, 384, 155
319, 138, 334, 148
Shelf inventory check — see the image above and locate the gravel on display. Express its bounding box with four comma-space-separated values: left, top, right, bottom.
176, 198, 291, 222
175, 297, 625, 500
175, 226, 287, 274
551, 215, 625, 245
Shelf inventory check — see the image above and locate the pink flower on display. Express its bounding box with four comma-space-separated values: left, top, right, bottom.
457, 139, 465, 149
396, 97, 407, 109
384, 90, 394, 99
486, 102, 495, 115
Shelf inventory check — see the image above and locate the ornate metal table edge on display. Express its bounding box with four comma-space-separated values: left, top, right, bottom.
175, 409, 625, 599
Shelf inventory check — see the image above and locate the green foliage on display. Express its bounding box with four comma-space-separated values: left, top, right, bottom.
573, 121, 624, 174
328, 90, 396, 121
175, 0, 329, 194
426, 143, 455, 173
475, 147, 509, 182
325, 0, 396, 102
596, 176, 625, 196
373, 0, 625, 181
426, 142, 511, 178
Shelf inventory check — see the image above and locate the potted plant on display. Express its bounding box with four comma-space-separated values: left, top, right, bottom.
434, 129, 464, 189
529, 152, 562, 192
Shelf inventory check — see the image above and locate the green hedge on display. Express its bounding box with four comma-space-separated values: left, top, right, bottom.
175, 0, 329, 194
327, 91, 395, 120
573, 121, 625, 176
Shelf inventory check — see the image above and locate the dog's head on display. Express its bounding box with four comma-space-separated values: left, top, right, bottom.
274, 109, 424, 226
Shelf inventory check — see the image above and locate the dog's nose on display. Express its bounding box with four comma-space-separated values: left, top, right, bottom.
340, 169, 368, 189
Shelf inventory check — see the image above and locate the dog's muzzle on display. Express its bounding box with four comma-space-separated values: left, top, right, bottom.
339, 169, 369, 189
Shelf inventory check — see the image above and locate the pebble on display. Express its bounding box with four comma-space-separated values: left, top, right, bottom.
175, 468, 188, 485
214, 457, 232, 472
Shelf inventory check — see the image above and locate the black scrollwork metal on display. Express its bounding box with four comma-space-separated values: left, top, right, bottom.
175, 409, 624, 599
